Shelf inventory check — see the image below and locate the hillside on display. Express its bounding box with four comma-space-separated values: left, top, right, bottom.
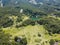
0, 0, 60, 45
0, 14, 60, 45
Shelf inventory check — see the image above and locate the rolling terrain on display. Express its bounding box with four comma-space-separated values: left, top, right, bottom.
0, 0, 60, 45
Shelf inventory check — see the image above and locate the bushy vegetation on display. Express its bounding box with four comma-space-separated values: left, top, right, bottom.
16, 18, 36, 28
0, 6, 60, 45
0, 28, 11, 45
24, 9, 47, 17
37, 17, 60, 34
0, 16, 13, 28
22, 19, 35, 26
0, 7, 60, 34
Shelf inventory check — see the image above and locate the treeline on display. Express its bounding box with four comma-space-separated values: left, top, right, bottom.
0, 7, 47, 27
37, 17, 60, 34
1, 15, 60, 34
0, 7, 60, 34
23, 9, 47, 17
16, 16, 60, 34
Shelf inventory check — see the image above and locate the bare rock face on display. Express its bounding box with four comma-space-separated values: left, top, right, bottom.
20, 9, 23, 13
0, 0, 3, 7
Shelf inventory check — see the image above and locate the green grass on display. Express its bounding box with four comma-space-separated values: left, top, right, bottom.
3, 25, 50, 45
2, 16, 60, 45
3, 24, 60, 45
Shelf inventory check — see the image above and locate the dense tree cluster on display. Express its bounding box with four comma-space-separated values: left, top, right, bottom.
22, 19, 35, 26
16, 16, 60, 34
24, 9, 47, 17
16, 19, 35, 28
37, 17, 60, 34
0, 16, 13, 28
16, 16, 22, 22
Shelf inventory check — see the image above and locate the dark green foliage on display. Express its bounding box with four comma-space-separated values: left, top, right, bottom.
15, 24, 23, 28
49, 39, 55, 45
24, 9, 47, 17
37, 19, 48, 25
37, 17, 60, 34
22, 19, 35, 26
16, 16, 22, 22
45, 18, 60, 34
38, 33, 41, 37
0, 16, 13, 28
2, 19, 13, 28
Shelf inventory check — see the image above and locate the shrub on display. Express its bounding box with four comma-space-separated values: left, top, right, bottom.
14, 36, 27, 45
0, 16, 13, 28
49, 39, 55, 45
22, 19, 35, 26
